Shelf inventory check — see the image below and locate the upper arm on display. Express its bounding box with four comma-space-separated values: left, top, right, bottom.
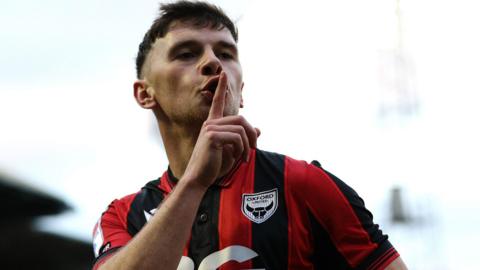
302, 162, 401, 269
92, 199, 133, 269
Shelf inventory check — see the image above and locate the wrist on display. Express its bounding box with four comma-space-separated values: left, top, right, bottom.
177, 173, 211, 193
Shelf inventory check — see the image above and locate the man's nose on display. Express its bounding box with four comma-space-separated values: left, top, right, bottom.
198, 50, 222, 75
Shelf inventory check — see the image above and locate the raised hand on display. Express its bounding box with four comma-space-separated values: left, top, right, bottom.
182, 71, 259, 188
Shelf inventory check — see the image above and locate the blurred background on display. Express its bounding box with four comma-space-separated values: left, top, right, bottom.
1, 0, 479, 268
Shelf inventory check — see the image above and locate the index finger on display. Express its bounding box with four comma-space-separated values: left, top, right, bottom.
208, 72, 228, 120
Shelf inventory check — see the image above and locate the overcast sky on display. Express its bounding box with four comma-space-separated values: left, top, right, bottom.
1, 0, 479, 268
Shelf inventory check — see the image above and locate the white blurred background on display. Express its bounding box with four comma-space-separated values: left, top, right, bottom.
1, 0, 479, 269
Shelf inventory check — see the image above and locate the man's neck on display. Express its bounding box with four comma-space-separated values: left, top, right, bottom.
158, 121, 201, 180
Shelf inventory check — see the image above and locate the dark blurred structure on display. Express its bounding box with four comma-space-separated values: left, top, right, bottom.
0, 172, 92, 270
390, 186, 411, 224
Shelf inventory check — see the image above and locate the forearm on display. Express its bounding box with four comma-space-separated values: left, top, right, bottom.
98, 179, 207, 270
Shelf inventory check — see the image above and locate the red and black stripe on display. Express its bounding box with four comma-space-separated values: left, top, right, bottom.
94, 149, 399, 270
251, 150, 288, 269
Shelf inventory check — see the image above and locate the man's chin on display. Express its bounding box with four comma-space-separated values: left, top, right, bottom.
188, 109, 210, 124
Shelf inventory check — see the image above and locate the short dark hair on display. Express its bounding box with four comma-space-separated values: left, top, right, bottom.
135, 1, 238, 79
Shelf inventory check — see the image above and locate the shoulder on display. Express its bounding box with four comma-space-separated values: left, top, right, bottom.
126, 179, 166, 220
93, 179, 165, 259
254, 149, 359, 204
99, 178, 166, 225
258, 149, 335, 189
254, 148, 330, 179
107, 179, 161, 209
254, 148, 320, 175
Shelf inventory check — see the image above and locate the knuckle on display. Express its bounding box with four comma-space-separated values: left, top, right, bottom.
203, 120, 213, 127
236, 115, 246, 123
236, 134, 244, 146
205, 130, 216, 141
204, 125, 214, 132
239, 125, 247, 134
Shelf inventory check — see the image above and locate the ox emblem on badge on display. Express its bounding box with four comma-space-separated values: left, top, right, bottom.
241, 189, 278, 224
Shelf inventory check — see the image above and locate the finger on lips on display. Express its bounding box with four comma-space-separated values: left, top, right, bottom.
203, 71, 257, 163
208, 72, 228, 120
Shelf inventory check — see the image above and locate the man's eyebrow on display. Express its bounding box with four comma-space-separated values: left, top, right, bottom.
216, 41, 238, 54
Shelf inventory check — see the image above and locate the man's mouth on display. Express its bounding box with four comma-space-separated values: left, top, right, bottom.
203, 77, 219, 95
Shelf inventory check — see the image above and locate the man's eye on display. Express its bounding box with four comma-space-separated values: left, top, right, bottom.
176, 52, 196, 60
219, 52, 234, 60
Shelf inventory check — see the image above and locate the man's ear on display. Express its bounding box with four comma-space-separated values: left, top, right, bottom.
240, 82, 244, 108
133, 80, 157, 109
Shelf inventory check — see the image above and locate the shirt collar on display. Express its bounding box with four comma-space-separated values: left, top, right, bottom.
166, 160, 242, 189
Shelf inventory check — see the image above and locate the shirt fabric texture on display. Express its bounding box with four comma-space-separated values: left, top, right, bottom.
92, 149, 399, 270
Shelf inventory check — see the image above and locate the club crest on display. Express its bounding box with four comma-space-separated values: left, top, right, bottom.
241, 189, 278, 224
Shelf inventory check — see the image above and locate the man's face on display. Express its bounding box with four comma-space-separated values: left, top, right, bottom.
142, 22, 243, 126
